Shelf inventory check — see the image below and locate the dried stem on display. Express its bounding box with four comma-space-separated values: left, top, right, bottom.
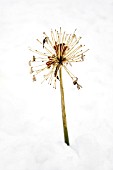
59, 67, 70, 146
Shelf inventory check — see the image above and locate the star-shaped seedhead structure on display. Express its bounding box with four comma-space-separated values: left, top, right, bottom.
29, 28, 89, 89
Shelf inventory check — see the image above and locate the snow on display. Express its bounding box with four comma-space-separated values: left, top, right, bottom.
0, 0, 113, 169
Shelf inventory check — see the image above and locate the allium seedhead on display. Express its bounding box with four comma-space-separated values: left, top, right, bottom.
29, 27, 88, 89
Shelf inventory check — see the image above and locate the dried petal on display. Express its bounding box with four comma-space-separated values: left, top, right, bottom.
32, 75, 36, 81
32, 56, 36, 62
77, 83, 82, 90
30, 67, 34, 74
73, 77, 78, 85
29, 60, 31, 66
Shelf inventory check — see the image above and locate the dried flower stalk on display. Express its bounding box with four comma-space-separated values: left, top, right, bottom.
59, 67, 69, 145
29, 27, 88, 145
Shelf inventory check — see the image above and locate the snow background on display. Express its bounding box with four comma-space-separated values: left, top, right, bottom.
0, 0, 113, 169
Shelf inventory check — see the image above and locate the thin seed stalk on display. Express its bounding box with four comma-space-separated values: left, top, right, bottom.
59, 67, 70, 146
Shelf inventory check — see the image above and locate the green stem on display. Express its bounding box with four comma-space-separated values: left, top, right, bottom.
59, 67, 70, 146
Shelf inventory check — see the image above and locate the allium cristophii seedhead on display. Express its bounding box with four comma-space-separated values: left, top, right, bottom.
29, 27, 89, 89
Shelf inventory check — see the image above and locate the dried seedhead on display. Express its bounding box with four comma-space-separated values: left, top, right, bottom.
29, 27, 89, 89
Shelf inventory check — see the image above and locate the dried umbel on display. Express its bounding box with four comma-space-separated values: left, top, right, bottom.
29, 28, 88, 89
29, 28, 89, 145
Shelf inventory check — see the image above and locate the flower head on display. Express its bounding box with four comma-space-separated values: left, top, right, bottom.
29, 27, 88, 89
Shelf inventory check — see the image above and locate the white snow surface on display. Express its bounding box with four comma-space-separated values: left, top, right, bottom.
0, 0, 113, 169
